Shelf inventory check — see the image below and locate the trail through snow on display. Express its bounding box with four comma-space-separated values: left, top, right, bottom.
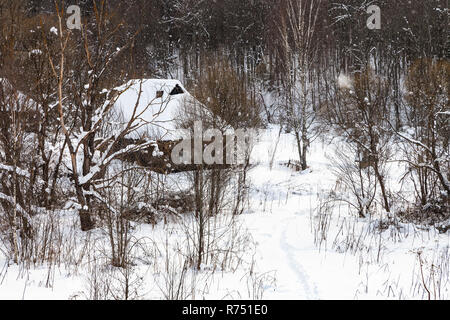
241, 129, 450, 300
243, 133, 337, 299
279, 215, 320, 299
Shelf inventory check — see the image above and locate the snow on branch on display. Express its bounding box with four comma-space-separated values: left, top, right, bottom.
0, 164, 31, 179
0, 192, 32, 222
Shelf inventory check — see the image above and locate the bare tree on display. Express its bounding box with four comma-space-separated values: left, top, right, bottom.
277, 0, 322, 170
0, 78, 34, 262
394, 59, 449, 210
322, 68, 392, 214
46, 1, 164, 231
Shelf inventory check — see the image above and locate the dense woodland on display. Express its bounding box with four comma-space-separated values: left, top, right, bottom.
0, 0, 448, 279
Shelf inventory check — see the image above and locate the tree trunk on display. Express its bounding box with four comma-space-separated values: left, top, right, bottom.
295, 131, 303, 167
301, 121, 308, 171
79, 208, 95, 232
374, 163, 390, 213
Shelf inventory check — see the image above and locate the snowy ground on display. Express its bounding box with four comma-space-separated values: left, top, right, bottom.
0, 126, 449, 300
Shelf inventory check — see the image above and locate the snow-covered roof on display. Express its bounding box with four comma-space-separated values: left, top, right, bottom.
113, 79, 197, 141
